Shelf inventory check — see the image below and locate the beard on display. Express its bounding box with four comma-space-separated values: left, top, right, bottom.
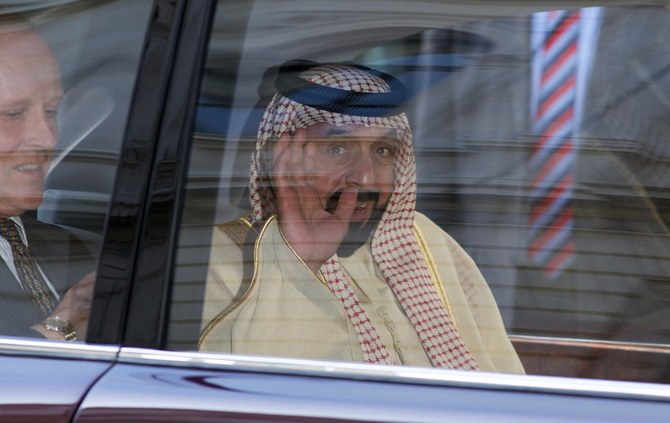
326, 190, 386, 257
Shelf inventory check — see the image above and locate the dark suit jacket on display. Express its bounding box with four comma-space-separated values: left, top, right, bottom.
0, 215, 95, 338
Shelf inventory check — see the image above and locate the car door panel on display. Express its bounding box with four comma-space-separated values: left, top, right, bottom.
0, 341, 116, 423
72, 349, 670, 422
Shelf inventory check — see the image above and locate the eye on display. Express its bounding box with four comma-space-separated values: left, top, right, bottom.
376, 146, 393, 157
45, 108, 59, 119
375, 142, 396, 158
326, 144, 347, 156
1, 110, 26, 121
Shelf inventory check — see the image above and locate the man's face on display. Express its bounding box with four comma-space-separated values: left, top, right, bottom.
299, 121, 397, 231
0, 30, 62, 218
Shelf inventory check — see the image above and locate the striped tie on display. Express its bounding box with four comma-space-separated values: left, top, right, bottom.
528, 9, 580, 279
0, 219, 58, 317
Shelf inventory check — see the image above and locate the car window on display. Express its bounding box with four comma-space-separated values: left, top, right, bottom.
169, 0, 670, 383
0, 1, 151, 343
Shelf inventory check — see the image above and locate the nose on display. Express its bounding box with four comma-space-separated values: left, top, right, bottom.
24, 109, 58, 150
345, 151, 374, 188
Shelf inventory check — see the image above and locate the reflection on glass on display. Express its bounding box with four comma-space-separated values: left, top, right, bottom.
0, 1, 151, 342
171, 1, 670, 384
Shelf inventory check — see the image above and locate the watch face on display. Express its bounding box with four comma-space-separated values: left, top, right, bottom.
43, 316, 76, 341
45, 316, 68, 330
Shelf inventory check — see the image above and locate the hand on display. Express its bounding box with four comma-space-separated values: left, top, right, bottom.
272, 131, 358, 273
32, 272, 96, 341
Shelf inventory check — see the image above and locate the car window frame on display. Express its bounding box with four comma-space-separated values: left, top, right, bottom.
87, 0, 218, 348
84, 0, 670, 397
0, 0, 154, 354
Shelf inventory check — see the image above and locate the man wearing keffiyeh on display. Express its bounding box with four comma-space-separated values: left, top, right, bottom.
200, 60, 524, 373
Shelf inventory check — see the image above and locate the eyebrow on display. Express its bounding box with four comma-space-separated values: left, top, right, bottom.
322, 127, 349, 137
0, 99, 29, 110
46, 95, 63, 107
0, 93, 62, 110
321, 126, 398, 139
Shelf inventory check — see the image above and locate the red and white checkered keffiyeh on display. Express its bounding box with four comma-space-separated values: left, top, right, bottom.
249, 63, 478, 370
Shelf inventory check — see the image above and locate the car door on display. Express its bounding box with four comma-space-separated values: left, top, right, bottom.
52, 0, 670, 421
0, 1, 153, 422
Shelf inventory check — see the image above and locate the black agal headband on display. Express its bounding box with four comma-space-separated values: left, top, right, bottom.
274, 60, 407, 117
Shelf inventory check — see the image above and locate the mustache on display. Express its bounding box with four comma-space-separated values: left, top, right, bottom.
325, 190, 381, 214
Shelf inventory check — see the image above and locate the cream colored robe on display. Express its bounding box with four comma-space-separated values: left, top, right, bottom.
200, 212, 524, 374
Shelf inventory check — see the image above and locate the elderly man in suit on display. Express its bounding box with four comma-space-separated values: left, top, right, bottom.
0, 16, 95, 341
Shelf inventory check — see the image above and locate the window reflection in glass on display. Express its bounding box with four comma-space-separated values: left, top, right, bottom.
171, 1, 670, 384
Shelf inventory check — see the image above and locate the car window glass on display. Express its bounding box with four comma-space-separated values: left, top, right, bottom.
170, 0, 670, 384
0, 1, 151, 343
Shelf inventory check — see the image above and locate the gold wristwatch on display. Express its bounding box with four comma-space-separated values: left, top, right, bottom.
42, 316, 77, 341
